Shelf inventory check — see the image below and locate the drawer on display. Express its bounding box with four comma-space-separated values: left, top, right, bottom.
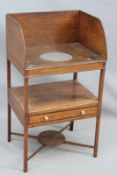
29, 106, 98, 125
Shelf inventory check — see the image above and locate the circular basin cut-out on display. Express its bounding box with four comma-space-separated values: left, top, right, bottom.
40, 51, 72, 62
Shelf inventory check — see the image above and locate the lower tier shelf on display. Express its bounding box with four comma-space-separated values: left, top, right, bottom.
8, 80, 98, 127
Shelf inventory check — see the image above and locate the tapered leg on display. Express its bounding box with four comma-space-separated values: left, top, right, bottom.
24, 126, 28, 172
73, 72, 77, 80
93, 115, 101, 157
69, 121, 74, 131
69, 72, 78, 131
7, 60, 12, 142
8, 104, 11, 142
93, 67, 106, 157
23, 78, 29, 172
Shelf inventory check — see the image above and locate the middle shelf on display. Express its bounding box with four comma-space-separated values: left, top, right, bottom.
8, 80, 98, 127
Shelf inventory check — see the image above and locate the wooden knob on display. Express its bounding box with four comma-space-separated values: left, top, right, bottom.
80, 110, 85, 115
44, 115, 49, 121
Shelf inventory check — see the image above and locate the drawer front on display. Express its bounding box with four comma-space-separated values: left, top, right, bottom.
29, 107, 98, 125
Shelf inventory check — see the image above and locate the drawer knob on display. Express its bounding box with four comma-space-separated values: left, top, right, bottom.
80, 110, 85, 115
44, 115, 49, 121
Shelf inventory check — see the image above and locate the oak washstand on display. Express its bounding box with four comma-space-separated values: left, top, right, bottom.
6, 10, 107, 172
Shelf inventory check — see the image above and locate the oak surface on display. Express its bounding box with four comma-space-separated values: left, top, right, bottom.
26, 42, 105, 70
6, 10, 107, 77
9, 80, 98, 115
6, 10, 107, 172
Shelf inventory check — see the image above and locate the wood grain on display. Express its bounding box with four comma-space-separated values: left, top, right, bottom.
6, 11, 107, 77
79, 11, 107, 58
9, 81, 98, 116
29, 106, 98, 126
6, 15, 26, 69
6, 10, 107, 172
9, 11, 79, 47
25, 42, 106, 77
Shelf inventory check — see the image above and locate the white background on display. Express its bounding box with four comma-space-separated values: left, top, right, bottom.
0, 0, 117, 175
